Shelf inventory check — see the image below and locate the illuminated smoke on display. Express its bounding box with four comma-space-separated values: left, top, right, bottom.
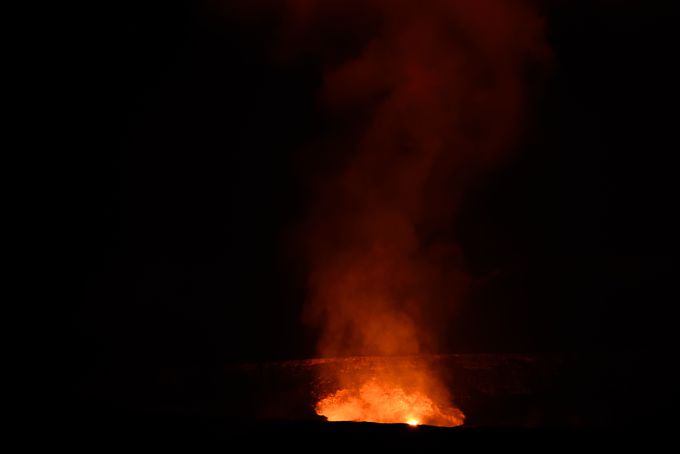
229, 0, 548, 424
282, 0, 549, 358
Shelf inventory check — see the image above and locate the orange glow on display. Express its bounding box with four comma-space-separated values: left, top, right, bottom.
315, 375, 464, 427
273, 0, 548, 428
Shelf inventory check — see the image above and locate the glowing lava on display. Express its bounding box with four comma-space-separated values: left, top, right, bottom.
315, 378, 464, 427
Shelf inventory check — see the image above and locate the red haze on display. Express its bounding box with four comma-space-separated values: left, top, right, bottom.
277, 0, 550, 358
225, 0, 549, 425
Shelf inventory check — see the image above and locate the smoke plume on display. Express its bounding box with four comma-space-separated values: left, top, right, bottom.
223, 0, 549, 424
279, 0, 549, 358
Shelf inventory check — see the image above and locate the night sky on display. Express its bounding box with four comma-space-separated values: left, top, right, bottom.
67, 0, 678, 430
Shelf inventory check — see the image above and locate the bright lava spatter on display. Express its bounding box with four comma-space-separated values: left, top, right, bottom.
316, 379, 464, 427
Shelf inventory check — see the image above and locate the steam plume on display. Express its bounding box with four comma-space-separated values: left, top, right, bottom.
227, 0, 548, 424
282, 0, 549, 358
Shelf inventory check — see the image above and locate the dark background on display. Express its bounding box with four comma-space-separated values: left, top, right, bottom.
65, 0, 678, 432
